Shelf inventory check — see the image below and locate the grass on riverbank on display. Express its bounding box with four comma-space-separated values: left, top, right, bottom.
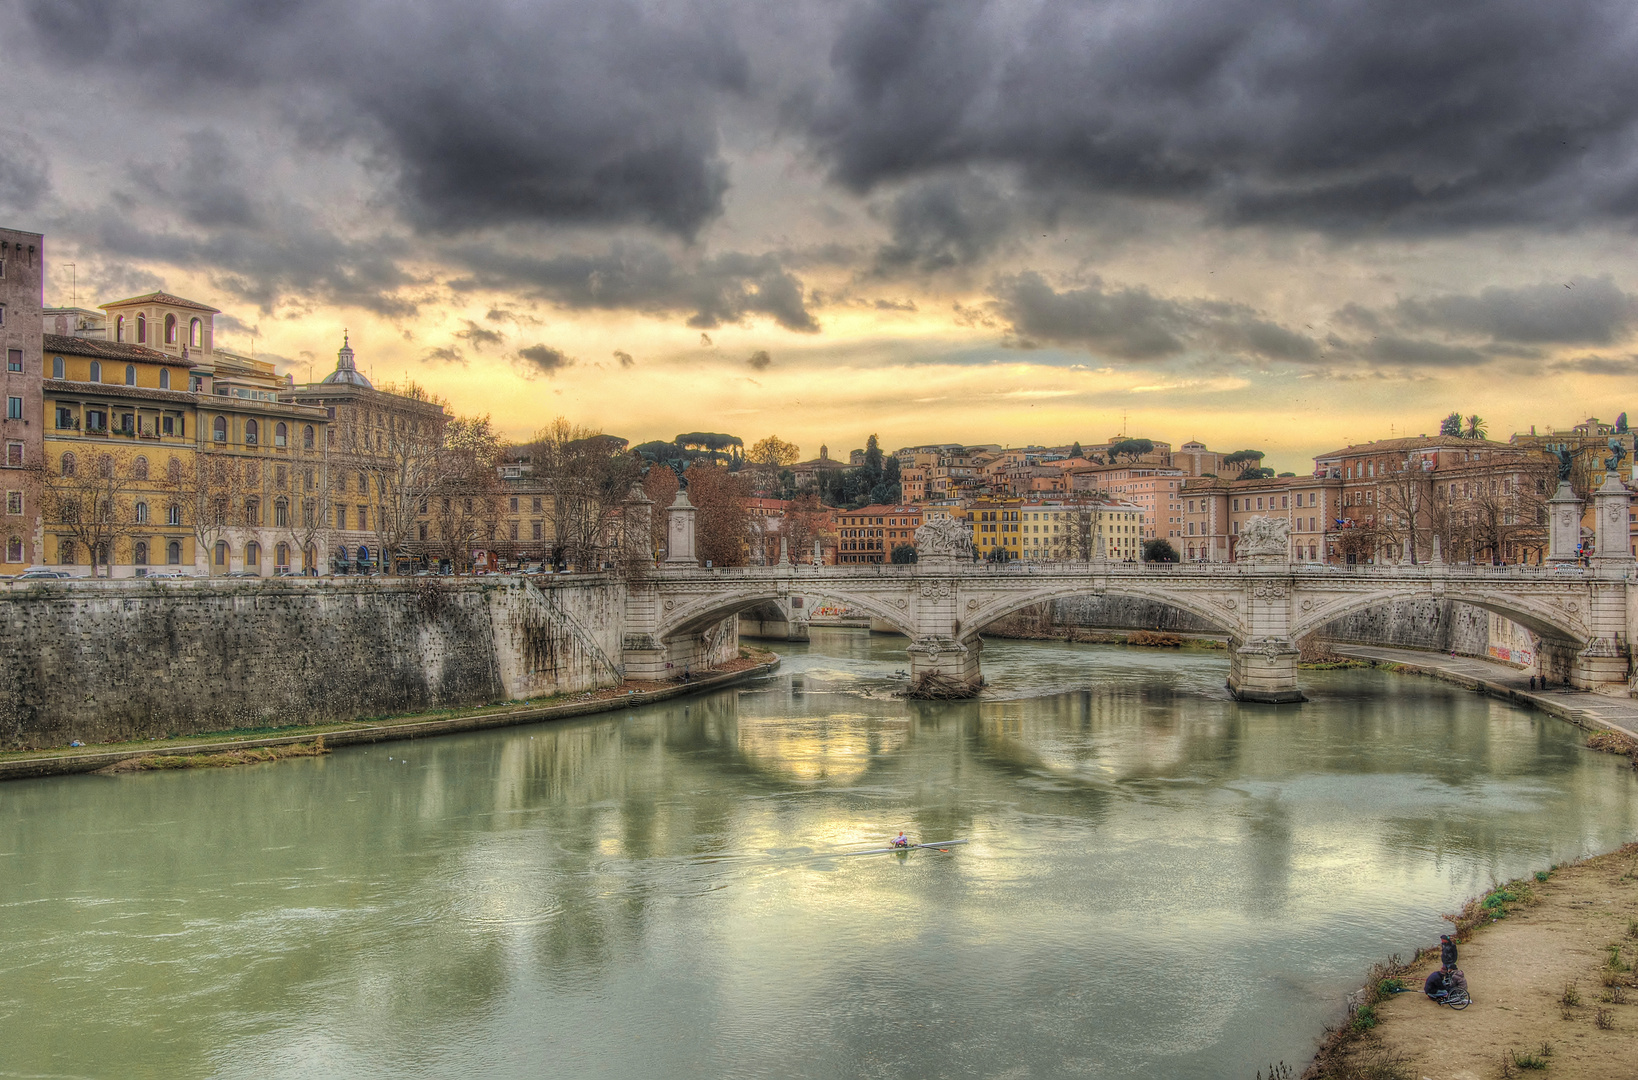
96, 736, 331, 773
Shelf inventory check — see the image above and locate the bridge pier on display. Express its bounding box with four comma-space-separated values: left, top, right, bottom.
1227, 638, 1304, 703
906, 635, 983, 697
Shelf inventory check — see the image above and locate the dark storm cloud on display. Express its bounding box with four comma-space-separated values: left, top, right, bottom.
872, 173, 1015, 273
0, 130, 50, 213
614, 350, 635, 368
19, 0, 748, 237
809, 0, 1638, 232
990, 271, 1320, 363
452, 243, 820, 333
129, 132, 259, 229
83, 200, 418, 316
516, 344, 575, 377
747, 349, 772, 370
1391, 278, 1638, 345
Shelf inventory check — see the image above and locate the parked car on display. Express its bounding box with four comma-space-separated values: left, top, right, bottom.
16, 568, 70, 580
144, 570, 189, 579
222, 570, 262, 578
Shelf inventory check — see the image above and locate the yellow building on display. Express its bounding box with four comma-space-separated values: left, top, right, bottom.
967, 498, 1146, 562
41, 335, 197, 572
964, 497, 1022, 560
40, 291, 333, 577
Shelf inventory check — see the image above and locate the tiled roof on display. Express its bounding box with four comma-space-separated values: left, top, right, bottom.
1313, 435, 1515, 458
98, 291, 221, 314
42, 379, 197, 405
43, 334, 184, 364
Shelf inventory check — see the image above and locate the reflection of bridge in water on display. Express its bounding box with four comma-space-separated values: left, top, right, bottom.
627, 478, 1638, 702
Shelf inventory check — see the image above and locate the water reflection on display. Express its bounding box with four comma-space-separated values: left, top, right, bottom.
1, 631, 1635, 1079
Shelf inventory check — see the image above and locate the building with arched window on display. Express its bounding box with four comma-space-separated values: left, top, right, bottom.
1, 226, 44, 572
40, 332, 197, 576
34, 285, 332, 576
287, 334, 449, 573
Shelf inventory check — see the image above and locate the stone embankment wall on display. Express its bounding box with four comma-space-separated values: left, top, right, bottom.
0, 576, 627, 751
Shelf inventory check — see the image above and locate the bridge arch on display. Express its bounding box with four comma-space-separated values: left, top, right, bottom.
1288, 586, 1590, 650
957, 584, 1245, 647
655, 584, 917, 643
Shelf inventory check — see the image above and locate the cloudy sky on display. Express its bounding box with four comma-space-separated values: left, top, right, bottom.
5, 0, 1638, 470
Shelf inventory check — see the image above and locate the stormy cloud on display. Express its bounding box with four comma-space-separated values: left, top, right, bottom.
809, 0, 1638, 232
453, 243, 820, 333
990, 271, 1320, 364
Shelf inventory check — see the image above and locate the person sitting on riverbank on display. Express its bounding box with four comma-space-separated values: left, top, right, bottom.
1423, 966, 1468, 1001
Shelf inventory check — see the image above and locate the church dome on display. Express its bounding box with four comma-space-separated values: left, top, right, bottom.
320, 332, 373, 387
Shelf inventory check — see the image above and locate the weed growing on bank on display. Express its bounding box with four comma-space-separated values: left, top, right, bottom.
98, 736, 330, 772
1585, 728, 1638, 769
1301, 956, 1417, 1079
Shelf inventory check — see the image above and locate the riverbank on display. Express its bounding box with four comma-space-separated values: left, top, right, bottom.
0, 651, 781, 782
1307, 843, 1638, 1079
1328, 644, 1638, 741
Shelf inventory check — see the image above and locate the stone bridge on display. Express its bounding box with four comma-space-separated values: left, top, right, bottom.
625, 478, 1638, 702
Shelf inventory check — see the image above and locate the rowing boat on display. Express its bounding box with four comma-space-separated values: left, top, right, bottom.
846, 839, 971, 856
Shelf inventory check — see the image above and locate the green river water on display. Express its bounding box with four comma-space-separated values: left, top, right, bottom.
3, 630, 1637, 1079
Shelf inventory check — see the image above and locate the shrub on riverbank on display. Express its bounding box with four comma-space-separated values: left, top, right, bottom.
98, 736, 330, 772
1586, 728, 1638, 769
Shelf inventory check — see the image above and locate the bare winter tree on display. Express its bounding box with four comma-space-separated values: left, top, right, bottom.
530, 418, 642, 570
160, 449, 248, 575
35, 448, 143, 577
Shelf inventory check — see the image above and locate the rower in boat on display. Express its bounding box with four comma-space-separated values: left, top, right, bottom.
892, 832, 910, 848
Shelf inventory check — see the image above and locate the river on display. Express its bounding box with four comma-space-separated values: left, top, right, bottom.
3, 630, 1637, 1079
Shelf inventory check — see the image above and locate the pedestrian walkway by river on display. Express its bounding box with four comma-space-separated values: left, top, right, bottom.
1332, 644, 1638, 740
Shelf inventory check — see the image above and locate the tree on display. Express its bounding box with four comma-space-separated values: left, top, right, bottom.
531, 418, 643, 570
1070, 441, 1083, 459
890, 543, 918, 563
865, 434, 884, 473
36, 448, 143, 577
674, 432, 743, 464
424, 415, 504, 574
1439, 412, 1463, 436
1142, 538, 1178, 563
683, 463, 751, 566
1108, 438, 1155, 462
1331, 519, 1384, 564
783, 492, 830, 564
1464, 414, 1487, 440
748, 435, 800, 468
161, 450, 249, 576
642, 463, 680, 558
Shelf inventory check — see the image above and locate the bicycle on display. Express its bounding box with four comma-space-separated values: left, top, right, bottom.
1433, 985, 1472, 1010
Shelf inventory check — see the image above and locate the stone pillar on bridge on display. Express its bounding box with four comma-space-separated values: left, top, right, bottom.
905, 514, 983, 696
664, 490, 698, 567
1226, 518, 1303, 703
1575, 473, 1635, 688
1592, 473, 1634, 568
1547, 480, 1583, 563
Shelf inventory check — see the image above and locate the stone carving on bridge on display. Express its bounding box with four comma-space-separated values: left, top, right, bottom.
915, 514, 974, 560
919, 580, 953, 599
1236, 517, 1290, 564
